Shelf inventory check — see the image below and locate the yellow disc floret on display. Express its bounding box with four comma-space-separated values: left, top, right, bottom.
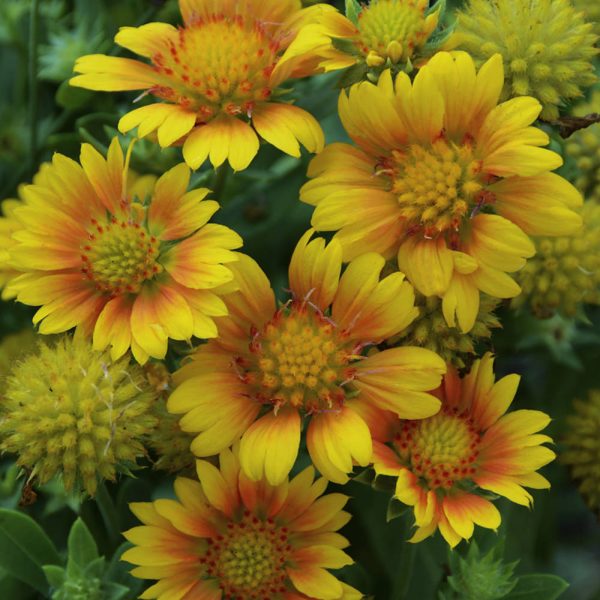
245, 301, 357, 413
455, 0, 598, 120
152, 15, 277, 121
512, 202, 600, 317
389, 138, 486, 237
0, 334, 157, 495
394, 407, 481, 490
562, 389, 600, 511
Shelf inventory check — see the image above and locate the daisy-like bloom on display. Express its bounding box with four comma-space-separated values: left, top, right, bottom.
7, 137, 242, 364
371, 353, 555, 547
70, 0, 330, 172
301, 51, 583, 333
169, 230, 446, 486
286, 0, 447, 77
122, 447, 362, 599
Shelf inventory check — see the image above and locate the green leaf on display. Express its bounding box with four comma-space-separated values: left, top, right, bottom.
386, 497, 408, 523
42, 565, 66, 589
0, 508, 61, 593
83, 556, 106, 580
67, 517, 99, 578
503, 574, 569, 600
345, 0, 362, 24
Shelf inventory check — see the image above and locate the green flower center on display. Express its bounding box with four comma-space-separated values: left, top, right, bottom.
81, 217, 162, 295
357, 0, 431, 63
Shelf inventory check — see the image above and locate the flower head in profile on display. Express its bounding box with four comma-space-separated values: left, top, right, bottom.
70, 0, 330, 171
455, 0, 598, 121
7, 137, 242, 364
287, 0, 448, 79
0, 333, 157, 496
122, 447, 362, 600
169, 230, 446, 486
371, 353, 555, 547
512, 201, 600, 318
301, 51, 583, 333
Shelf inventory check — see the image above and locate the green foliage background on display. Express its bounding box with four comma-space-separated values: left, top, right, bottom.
0, 0, 598, 598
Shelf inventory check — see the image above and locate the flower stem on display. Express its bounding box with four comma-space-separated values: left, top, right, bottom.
28, 0, 40, 177
95, 482, 121, 550
211, 164, 230, 202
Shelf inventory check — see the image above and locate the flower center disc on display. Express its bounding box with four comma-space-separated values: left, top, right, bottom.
153, 15, 278, 120
394, 408, 481, 489
81, 218, 161, 295
204, 514, 290, 598
245, 303, 355, 413
357, 0, 429, 61
389, 138, 487, 237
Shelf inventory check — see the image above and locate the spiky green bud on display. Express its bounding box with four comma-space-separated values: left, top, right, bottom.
0, 334, 157, 496
512, 202, 600, 318
455, 0, 598, 121
562, 390, 600, 511
391, 293, 500, 368
440, 541, 518, 600
573, 0, 600, 40
0, 329, 38, 379
564, 91, 600, 203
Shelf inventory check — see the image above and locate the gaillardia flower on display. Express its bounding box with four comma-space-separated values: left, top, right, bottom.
122, 447, 362, 599
7, 137, 242, 364
512, 201, 600, 318
301, 51, 583, 333
70, 0, 329, 171
562, 389, 600, 511
0, 334, 157, 496
169, 230, 446, 485
455, 0, 598, 121
285, 0, 447, 78
372, 353, 555, 547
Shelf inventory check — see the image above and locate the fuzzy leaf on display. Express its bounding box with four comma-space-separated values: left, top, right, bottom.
345, 0, 362, 24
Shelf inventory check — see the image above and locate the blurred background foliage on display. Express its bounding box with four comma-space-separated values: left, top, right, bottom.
0, 0, 599, 598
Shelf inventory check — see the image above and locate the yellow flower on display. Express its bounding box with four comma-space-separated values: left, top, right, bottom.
286, 0, 446, 77
7, 137, 242, 364
564, 91, 600, 203
454, 0, 598, 121
0, 333, 158, 496
70, 0, 330, 171
122, 447, 362, 599
512, 201, 600, 318
301, 52, 582, 333
562, 389, 600, 511
169, 230, 446, 486
371, 353, 555, 547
